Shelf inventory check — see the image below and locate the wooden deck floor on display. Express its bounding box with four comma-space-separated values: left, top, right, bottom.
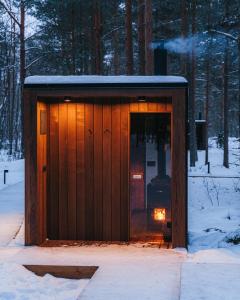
40, 239, 172, 249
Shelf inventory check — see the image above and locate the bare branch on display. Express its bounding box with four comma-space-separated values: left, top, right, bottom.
24, 28, 45, 42
25, 47, 42, 52
210, 29, 238, 41
101, 26, 124, 40
25, 56, 43, 69
0, 0, 21, 27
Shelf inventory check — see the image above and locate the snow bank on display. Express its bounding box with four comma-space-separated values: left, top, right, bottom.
0, 263, 89, 300
188, 137, 240, 252
0, 182, 24, 246
188, 137, 240, 176
0, 158, 24, 191
180, 262, 240, 300
188, 176, 240, 251
187, 247, 240, 264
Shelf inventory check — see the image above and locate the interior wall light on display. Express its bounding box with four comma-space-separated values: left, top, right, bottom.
137, 96, 146, 102
64, 96, 72, 102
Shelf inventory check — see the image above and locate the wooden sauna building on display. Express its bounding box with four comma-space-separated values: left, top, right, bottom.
24, 75, 188, 248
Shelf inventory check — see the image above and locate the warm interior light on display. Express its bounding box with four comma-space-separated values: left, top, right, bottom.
64, 96, 71, 102
153, 208, 166, 221
137, 96, 146, 102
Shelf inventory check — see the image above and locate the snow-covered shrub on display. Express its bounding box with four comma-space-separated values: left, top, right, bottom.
223, 229, 240, 245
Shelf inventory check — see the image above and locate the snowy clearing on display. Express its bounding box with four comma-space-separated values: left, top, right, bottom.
0, 243, 239, 300
188, 137, 240, 176
0, 182, 24, 246
0, 245, 186, 300
188, 137, 240, 252
180, 247, 240, 300
180, 262, 240, 300
0, 263, 89, 300
0, 137, 239, 299
0, 155, 24, 191
188, 176, 240, 251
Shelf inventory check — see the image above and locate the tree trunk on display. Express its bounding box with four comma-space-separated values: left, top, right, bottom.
93, 0, 102, 74
180, 0, 188, 76
189, 0, 198, 167
205, 1, 212, 165
137, 0, 145, 75
223, 0, 229, 168
205, 55, 210, 165
20, 0, 25, 157
223, 39, 229, 168
113, 30, 120, 75
9, 19, 16, 156
238, 38, 240, 142
125, 0, 133, 75
70, 2, 76, 74
113, 1, 120, 75
144, 0, 153, 75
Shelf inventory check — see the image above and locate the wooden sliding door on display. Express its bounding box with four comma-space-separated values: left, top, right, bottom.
47, 100, 129, 241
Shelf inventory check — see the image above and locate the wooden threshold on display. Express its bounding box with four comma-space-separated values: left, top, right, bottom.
131, 240, 172, 249
40, 239, 171, 249
23, 265, 98, 279
40, 240, 130, 247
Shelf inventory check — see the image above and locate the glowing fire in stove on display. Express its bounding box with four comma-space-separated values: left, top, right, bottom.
153, 208, 166, 221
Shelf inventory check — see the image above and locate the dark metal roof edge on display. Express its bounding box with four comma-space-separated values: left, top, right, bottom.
24, 82, 188, 89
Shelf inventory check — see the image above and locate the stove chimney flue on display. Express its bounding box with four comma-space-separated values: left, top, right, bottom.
153, 40, 167, 76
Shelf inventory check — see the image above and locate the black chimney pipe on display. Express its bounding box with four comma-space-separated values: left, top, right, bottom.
153, 40, 167, 75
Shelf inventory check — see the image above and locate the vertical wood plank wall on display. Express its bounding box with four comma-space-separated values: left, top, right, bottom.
25, 90, 38, 245
172, 90, 187, 248
25, 97, 48, 245
25, 99, 47, 245
48, 104, 59, 239
37, 102, 47, 243
25, 92, 187, 247
76, 104, 85, 239
46, 100, 173, 242
47, 100, 129, 241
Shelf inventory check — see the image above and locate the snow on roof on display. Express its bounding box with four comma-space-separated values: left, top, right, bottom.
24, 75, 187, 86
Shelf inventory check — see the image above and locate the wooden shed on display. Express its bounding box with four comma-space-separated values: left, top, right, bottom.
24, 75, 188, 248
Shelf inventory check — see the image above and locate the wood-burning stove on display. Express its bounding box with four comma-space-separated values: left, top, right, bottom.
147, 175, 171, 241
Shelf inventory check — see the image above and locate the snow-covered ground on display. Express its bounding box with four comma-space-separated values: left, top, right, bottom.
180, 246, 240, 300
0, 153, 24, 246
188, 137, 240, 176
0, 262, 88, 300
0, 152, 24, 191
181, 261, 240, 300
188, 137, 240, 252
0, 182, 24, 246
0, 243, 240, 300
0, 137, 239, 300
0, 245, 186, 300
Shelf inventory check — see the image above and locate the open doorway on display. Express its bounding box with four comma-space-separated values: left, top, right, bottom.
130, 113, 172, 243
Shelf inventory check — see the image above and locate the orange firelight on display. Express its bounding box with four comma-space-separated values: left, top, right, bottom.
153, 208, 166, 221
